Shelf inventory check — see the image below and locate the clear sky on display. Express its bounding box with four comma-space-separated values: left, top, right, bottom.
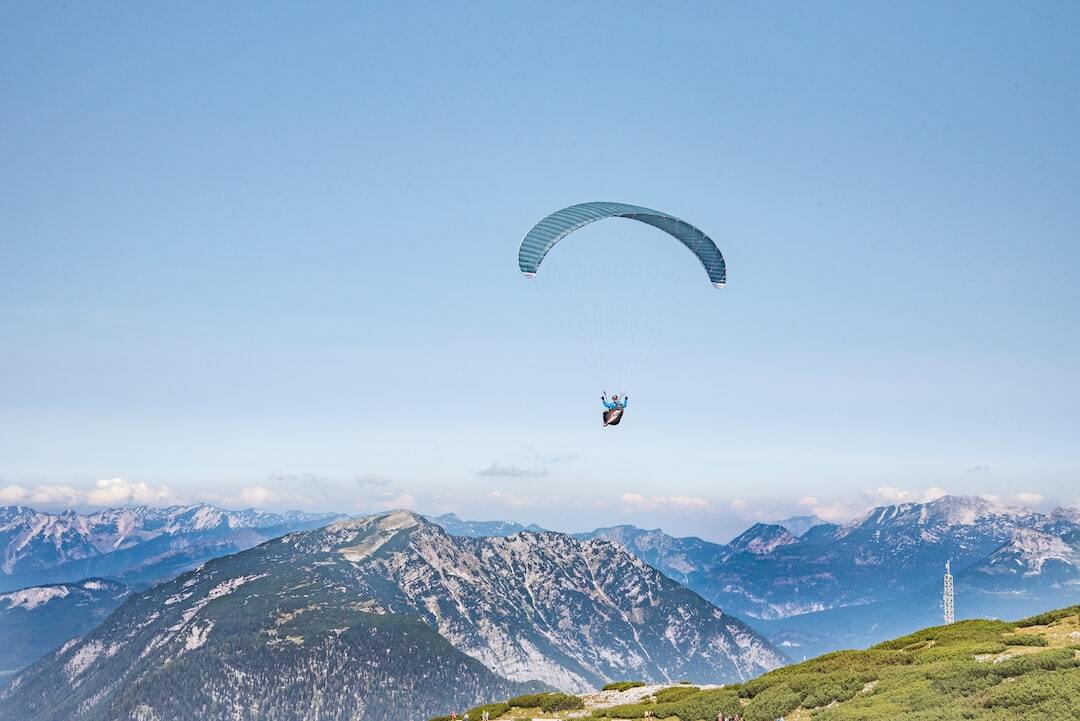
2, 2, 1078, 540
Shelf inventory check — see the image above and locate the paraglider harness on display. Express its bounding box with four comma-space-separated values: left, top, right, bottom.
602, 393, 627, 427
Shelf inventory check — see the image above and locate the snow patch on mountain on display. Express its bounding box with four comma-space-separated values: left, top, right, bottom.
981, 529, 1080, 575
64, 640, 104, 680
1, 584, 70, 610
184, 621, 214, 651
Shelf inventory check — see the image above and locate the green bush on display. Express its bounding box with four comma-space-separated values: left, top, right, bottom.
592, 689, 742, 721
653, 686, 700, 703
969, 642, 1009, 654
989, 648, 1080, 678
666, 688, 742, 721
742, 683, 804, 721
1002, 633, 1050, 646
591, 702, 659, 718
601, 680, 645, 692
505, 692, 584, 712
1015, 606, 1080, 627
873, 619, 1013, 651
466, 703, 511, 719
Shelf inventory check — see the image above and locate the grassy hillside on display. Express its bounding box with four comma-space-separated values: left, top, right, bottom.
439, 605, 1080, 721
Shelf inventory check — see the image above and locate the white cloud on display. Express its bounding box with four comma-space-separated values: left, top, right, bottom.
921, 486, 949, 502
804, 500, 863, 523
0, 485, 29, 503
477, 462, 547, 478
240, 486, 277, 506
267, 472, 329, 489
873, 487, 913, 504
619, 493, 710, 512
33, 485, 87, 505
86, 478, 174, 506
482, 490, 549, 509
791, 494, 873, 523
355, 473, 392, 488
371, 493, 416, 511
1, 481, 161, 507
1016, 492, 1043, 505
201, 485, 310, 509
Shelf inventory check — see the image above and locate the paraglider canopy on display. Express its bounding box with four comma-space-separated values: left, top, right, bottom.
518, 201, 726, 288
517, 201, 727, 414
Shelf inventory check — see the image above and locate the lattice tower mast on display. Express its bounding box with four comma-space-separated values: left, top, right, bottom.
943, 560, 955, 625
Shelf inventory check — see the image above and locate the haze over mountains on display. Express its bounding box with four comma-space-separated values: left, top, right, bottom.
0, 511, 781, 721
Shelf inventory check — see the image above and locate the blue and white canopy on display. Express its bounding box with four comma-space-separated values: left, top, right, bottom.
518, 201, 726, 288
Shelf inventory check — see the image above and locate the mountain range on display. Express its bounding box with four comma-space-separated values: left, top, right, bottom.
0, 579, 129, 675
425, 513, 546, 538
3, 495, 1078, 679
0, 504, 346, 592
0, 511, 781, 721
464, 496, 1080, 657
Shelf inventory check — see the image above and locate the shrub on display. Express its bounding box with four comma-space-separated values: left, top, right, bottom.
1015, 606, 1080, 627
969, 642, 1009, 655
742, 684, 804, 721
654, 686, 700, 703
505, 692, 584, 712
602, 681, 646, 692
591, 702, 650, 718
592, 689, 742, 721
989, 648, 1080, 678
467, 703, 511, 719
1001, 633, 1049, 647
667, 688, 742, 721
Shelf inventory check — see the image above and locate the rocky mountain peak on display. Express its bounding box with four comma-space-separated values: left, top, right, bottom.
728, 523, 800, 555
0, 509, 783, 720
1049, 506, 1080, 524
842, 495, 1026, 535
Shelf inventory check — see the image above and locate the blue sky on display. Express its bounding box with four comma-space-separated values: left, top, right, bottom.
2, 2, 1078, 540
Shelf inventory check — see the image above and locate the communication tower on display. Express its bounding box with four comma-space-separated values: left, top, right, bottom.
943, 560, 954, 625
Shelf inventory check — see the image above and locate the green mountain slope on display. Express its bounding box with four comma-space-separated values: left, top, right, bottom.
0, 579, 129, 675
460, 605, 1080, 721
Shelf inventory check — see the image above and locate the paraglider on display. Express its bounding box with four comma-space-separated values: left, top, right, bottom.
519, 202, 725, 425
601, 392, 628, 427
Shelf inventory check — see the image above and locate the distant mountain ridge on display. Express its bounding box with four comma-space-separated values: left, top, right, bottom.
573, 496, 1080, 617
0, 511, 781, 721
0, 503, 346, 591
469, 496, 1080, 655
5, 495, 1079, 671
426, 512, 545, 537
0, 579, 129, 675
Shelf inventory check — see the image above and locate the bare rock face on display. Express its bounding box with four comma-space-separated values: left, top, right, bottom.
0, 511, 782, 721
